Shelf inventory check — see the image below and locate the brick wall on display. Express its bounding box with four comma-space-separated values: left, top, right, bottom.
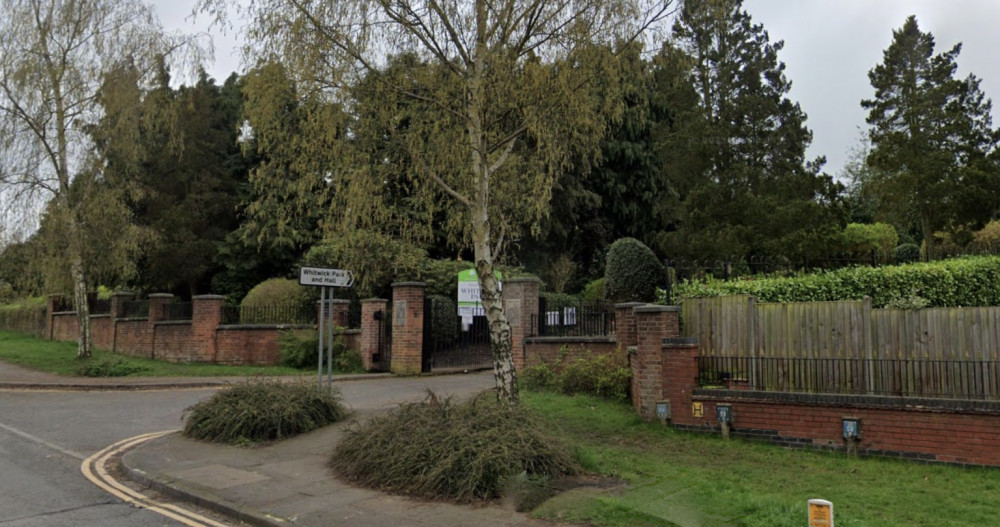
645, 328, 1000, 468
523, 338, 618, 368
42, 293, 362, 366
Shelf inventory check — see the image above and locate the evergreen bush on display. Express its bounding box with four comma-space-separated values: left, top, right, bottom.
521, 347, 630, 402
331, 392, 578, 503
183, 379, 348, 444
670, 255, 1000, 308
604, 237, 664, 302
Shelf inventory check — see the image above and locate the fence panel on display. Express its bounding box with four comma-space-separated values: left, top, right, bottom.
683, 296, 1000, 366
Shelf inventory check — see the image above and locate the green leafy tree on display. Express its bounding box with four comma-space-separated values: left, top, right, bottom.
862, 15, 1000, 257
199, 0, 677, 402
0, 0, 199, 357
660, 0, 842, 261
117, 71, 248, 297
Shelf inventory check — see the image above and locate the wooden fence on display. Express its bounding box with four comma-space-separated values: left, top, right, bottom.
683, 295, 1000, 399
681, 295, 1000, 361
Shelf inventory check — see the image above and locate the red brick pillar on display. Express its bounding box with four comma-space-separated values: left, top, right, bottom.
45, 294, 61, 340
502, 277, 539, 372
631, 305, 680, 419
662, 337, 700, 426
360, 299, 388, 371
615, 302, 644, 351
391, 282, 426, 375
192, 295, 225, 362
329, 299, 350, 328
109, 292, 133, 320
146, 294, 172, 359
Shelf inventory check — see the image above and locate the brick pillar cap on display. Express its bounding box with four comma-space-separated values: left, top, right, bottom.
663, 336, 698, 346
110, 291, 135, 297
504, 276, 540, 284
148, 293, 175, 299
634, 304, 680, 313
192, 294, 226, 300
391, 281, 426, 288
361, 298, 389, 303
615, 301, 646, 308
322, 299, 350, 304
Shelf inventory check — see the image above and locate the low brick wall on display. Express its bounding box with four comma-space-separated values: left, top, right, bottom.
677, 391, 1000, 467
43, 295, 362, 366
523, 337, 618, 368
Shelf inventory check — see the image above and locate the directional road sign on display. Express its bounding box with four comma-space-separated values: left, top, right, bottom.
299, 267, 355, 288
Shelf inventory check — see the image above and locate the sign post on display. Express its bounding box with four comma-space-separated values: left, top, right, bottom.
299, 267, 355, 390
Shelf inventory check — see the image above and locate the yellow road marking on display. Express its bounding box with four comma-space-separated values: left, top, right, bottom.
81, 430, 233, 527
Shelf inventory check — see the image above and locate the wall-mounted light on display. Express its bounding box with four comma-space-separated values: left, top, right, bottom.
842, 418, 861, 440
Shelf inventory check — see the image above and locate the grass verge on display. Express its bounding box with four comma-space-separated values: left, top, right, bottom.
0, 330, 308, 377
524, 391, 1000, 527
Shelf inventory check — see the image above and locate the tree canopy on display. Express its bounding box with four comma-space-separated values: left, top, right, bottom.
0, 0, 201, 357
862, 15, 1000, 257
200, 0, 678, 401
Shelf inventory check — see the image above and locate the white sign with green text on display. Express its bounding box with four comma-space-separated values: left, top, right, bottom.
457, 269, 501, 328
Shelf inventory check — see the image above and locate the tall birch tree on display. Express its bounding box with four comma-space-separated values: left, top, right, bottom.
0, 0, 200, 357
201, 0, 676, 402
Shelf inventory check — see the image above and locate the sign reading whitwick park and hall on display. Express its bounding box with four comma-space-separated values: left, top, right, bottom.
457, 269, 501, 328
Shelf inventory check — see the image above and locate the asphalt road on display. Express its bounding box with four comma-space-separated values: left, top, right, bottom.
0, 372, 495, 526
0, 388, 217, 526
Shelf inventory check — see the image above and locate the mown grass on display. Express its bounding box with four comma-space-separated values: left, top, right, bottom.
0, 330, 307, 377
524, 391, 1000, 527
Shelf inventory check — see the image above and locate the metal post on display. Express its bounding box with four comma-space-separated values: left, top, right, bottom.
327, 287, 334, 388
317, 287, 325, 389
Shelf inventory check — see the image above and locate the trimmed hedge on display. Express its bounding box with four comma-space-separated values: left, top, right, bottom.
668, 255, 1000, 308
605, 237, 664, 302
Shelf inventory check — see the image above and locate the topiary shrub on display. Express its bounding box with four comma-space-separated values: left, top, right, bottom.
894, 243, 921, 263
604, 237, 664, 302
183, 379, 349, 445
331, 392, 578, 503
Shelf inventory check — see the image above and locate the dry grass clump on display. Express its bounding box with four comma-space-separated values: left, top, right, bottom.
183, 379, 349, 445
331, 392, 579, 503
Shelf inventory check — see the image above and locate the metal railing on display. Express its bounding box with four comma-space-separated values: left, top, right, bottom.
698, 355, 1000, 401
531, 299, 615, 337
161, 302, 193, 321
221, 304, 317, 325
118, 300, 149, 318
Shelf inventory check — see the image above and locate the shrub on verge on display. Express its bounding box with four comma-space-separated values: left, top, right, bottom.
183, 379, 348, 444
331, 392, 578, 503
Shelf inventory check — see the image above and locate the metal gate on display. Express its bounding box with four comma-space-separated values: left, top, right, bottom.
371, 304, 392, 372
422, 297, 492, 372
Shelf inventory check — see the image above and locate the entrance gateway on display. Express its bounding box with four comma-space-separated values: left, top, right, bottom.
422, 269, 499, 372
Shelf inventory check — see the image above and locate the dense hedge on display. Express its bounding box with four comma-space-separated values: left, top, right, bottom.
668, 256, 1000, 308
605, 238, 664, 302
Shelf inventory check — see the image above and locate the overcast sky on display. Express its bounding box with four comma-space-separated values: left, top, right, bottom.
158, 0, 1000, 180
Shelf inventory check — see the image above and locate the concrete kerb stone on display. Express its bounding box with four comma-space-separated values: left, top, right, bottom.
118, 442, 287, 527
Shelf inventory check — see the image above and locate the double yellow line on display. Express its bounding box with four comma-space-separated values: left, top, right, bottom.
81, 430, 233, 527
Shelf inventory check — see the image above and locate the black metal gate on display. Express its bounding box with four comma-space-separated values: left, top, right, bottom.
372, 304, 392, 372
422, 297, 492, 372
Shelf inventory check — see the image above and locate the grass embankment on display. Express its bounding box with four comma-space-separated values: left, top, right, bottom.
0, 330, 307, 377
525, 391, 1000, 527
